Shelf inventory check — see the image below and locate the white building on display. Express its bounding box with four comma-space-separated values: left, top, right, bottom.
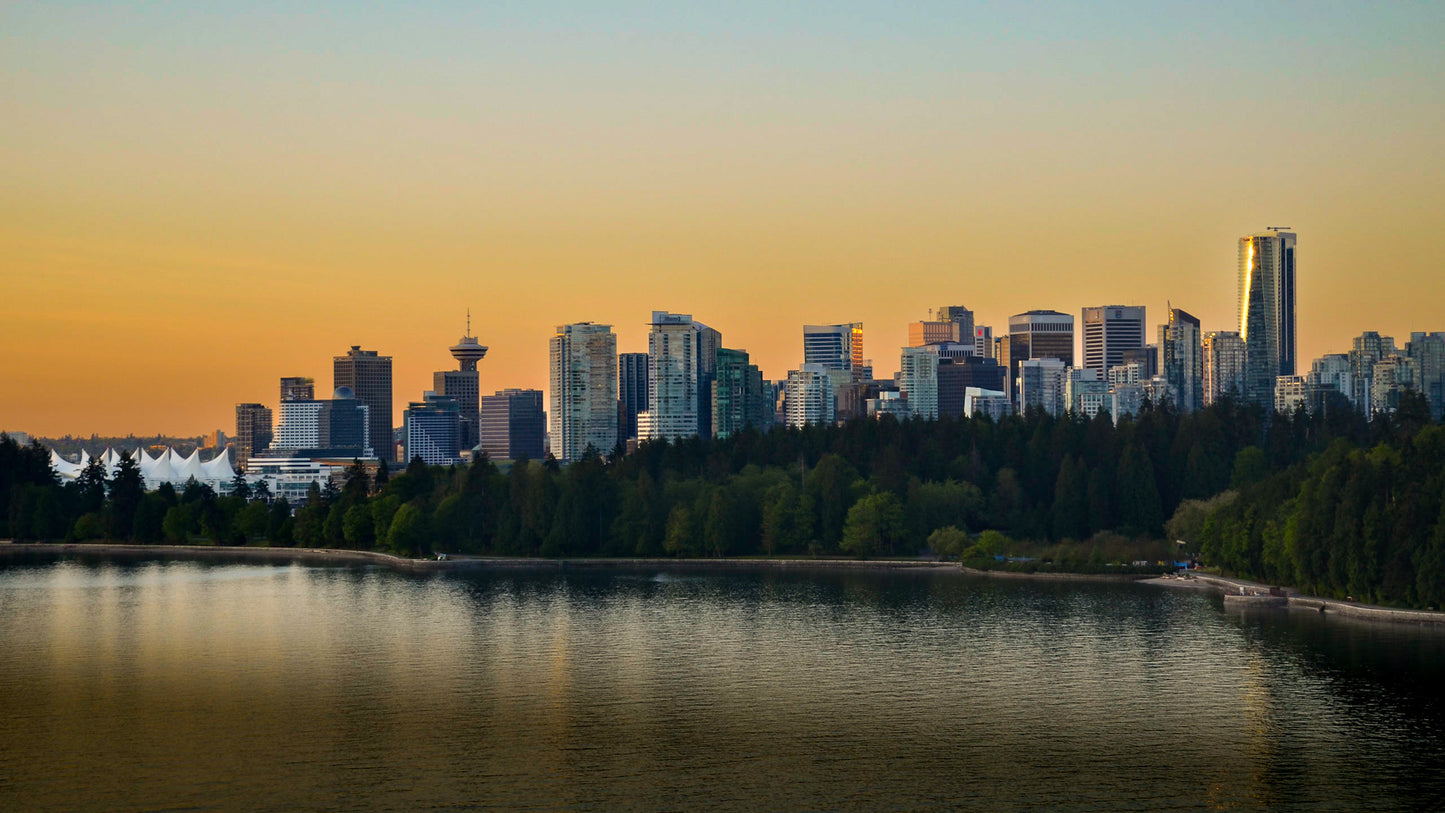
646, 311, 699, 442
1308, 354, 1356, 410
50, 447, 238, 492
274, 400, 325, 449
785, 364, 835, 427
549, 322, 619, 463
963, 387, 1011, 421
1016, 358, 1066, 417
1082, 305, 1146, 378
897, 347, 939, 420
1275, 375, 1308, 415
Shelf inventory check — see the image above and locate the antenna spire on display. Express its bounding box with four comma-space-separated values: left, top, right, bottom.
466, 308, 471, 337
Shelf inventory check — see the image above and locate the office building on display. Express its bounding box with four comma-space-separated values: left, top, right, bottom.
937, 306, 975, 346
479, 389, 545, 462
618, 352, 649, 442
1159, 307, 1203, 412
803, 323, 865, 381
937, 356, 1006, 419
1016, 358, 1067, 417
1005, 310, 1074, 402
1065, 367, 1109, 419
712, 348, 771, 439
964, 388, 1012, 421
433, 321, 487, 451
272, 390, 370, 456
908, 320, 957, 347
234, 403, 273, 469
1239, 229, 1298, 407
973, 325, 994, 360
280, 376, 315, 402
645, 311, 699, 442
1203, 331, 1246, 407
866, 390, 910, 420
549, 322, 619, 463
785, 364, 835, 427
403, 394, 461, 466
898, 346, 939, 420
1407, 332, 1445, 420
334, 346, 393, 462
1081, 306, 1146, 378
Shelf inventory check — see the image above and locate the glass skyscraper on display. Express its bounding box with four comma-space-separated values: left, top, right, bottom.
1238, 229, 1297, 408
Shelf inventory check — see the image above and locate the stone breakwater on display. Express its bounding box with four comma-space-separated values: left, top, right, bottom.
1146, 571, 1445, 625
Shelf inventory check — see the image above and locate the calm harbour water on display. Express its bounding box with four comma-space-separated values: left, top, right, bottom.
2, 556, 1444, 811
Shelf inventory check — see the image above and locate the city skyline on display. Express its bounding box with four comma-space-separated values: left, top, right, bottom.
4, 3, 1444, 436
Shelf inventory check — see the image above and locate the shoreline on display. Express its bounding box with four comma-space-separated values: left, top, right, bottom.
1142, 572, 1445, 625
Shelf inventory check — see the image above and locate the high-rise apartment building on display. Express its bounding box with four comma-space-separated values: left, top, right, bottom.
645, 311, 699, 443
280, 376, 315, 402
1371, 355, 1418, 416
334, 346, 392, 463
403, 394, 461, 466
1005, 311, 1074, 403
712, 348, 771, 439
549, 322, 619, 463
803, 323, 865, 381
1203, 331, 1246, 406
479, 389, 545, 462
234, 403, 273, 470
898, 347, 939, 420
433, 324, 487, 452
1349, 331, 1397, 417
1406, 332, 1445, 421
1275, 376, 1308, 415
1081, 306, 1145, 377
1065, 368, 1109, 419
1016, 358, 1067, 417
618, 352, 649, 442
694, 320, 722, 438
1239, 229, 1298, 408
1308, 354, 1357, 412
1160, 307, 1203, 412
785, 364, 836, 427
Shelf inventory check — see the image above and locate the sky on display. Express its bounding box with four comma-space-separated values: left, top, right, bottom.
3, 1, 1443, 437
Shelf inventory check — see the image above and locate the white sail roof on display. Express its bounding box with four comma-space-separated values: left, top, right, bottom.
50, 450, 83, 480
201, 447, 236, 481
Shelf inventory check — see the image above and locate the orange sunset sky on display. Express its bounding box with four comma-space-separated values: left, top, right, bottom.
3, 3, 1443, 438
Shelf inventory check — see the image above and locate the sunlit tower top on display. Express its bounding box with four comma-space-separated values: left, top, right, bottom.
450, 309, 489, 372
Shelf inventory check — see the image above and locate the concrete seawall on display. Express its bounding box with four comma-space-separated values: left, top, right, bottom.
1148, 572, 1445, 625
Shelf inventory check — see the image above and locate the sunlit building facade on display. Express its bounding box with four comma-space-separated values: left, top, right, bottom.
1239, 229, 1297, 408
549, 322, 619, 463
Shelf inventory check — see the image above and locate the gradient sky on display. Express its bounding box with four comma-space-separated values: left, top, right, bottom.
3, 1, 1443, 437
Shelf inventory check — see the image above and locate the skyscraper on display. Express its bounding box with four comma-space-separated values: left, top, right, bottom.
480, 389, 546, 462
1159, 307, 1203, 412
803, 323, 864, 381
1203, 330, 1246, 406
334, 346, 392, 463
973, 325, 994, 360
234, 403, 273, 470
693, 320, 722, 438
549, 322, 618, 463
712, 348, 771, 439
1005, 310, 1074, 402
434, 318, 487, 452
403, 394, 461, 465
936, 306, 975, 346
618, 352, 649, 442
936, 357, 1006, 419
645, 311, 699, 443
280, 376, 315, 402
1407, 332, 1445, 420
898, 346, 940, 420
1239, 229, 1298, 408
785, 364, 835, 427
1016, 358, 1067, 417
1081, 306, 1146, 377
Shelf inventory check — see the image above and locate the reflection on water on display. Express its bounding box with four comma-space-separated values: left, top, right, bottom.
1, 558, 1443, 811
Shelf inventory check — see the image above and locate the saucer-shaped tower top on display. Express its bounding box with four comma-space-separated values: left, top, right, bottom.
450, 312, 488, 372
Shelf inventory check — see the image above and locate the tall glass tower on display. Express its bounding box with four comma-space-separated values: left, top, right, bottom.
1238, 229, 1297, 408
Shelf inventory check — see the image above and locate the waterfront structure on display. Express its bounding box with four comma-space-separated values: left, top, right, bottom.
1275, 375, 1308, 414
51, 446, 237, 491
280, 376, 315, 402
403, 394, 461, 465
334, 346, 393, 463
963, 387, 1011, 421
433, 322, 487, 451
712, 348, 771, 439
937, 356, 1006, 419
618, 352, 649, 442
785, 364, 835, 427
1407, 332, 1445, 420
1239, 229, 1298, 408
1081, 306, 1146, 378
234, 403, 273, 469
898, 347, 939, 420
479, 388, 545, 462
1159, 307, 1203, 412
1203, 331, 1247, 406
645, 311, 699, 442
973, 325, 994, 360
549, 322, 619, 463
1016, 358, 1067, 417
803, 323, 865, 381
1005, 310, 1073, 402
1065, 367, 1109, 419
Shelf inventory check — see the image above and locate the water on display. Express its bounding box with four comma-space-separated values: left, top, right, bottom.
2, 556, 1444, 811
